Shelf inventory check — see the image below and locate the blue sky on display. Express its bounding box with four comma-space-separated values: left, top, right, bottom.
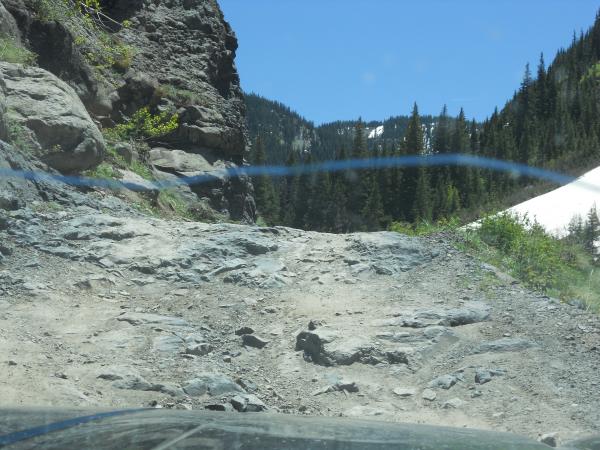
219, 1, 600, 125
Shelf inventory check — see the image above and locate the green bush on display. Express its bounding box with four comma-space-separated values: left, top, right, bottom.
390, 216, 461, 236
0, 36, 36, 65
159, 85, 209, 106
475, 213, 564, 290
104, 107, 179, 141
84, 162, 121, 180
33, 0, 135, 73
461, 213, 600, 310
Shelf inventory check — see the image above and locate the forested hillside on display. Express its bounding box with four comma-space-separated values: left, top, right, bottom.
247, 12, 600, 232
245, 93, 436, 163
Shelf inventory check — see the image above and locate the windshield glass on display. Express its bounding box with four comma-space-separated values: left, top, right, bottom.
0, 1, 599, 449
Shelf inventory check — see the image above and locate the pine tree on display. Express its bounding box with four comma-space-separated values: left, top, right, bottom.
400, 103, 424, 221
413, 166, 432, 222
347, 120, 369, 230
280, 151, 300, 227
306, 170, 332, 231
362, 175, 385, 231
252, 135, 280, 225
584, 204, 600, 259
451, 108, 470, 206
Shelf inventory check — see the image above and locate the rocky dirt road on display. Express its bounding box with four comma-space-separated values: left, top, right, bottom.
1, 198, 599, 448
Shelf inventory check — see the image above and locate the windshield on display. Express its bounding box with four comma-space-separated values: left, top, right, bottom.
0, 1, 599, 449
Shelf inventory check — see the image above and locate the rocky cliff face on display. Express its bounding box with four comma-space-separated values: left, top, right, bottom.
0, 0, 254, 221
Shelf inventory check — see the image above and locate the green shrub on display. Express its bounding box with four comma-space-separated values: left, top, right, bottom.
0, 36, 36, 65
461, 213, 600, 311
160, 85, 209, 106
104, 107, 179, 141
390, 216, 461, 236
33, 0, 136, 73
85, 162, 121, 180
471, 213, 564, 290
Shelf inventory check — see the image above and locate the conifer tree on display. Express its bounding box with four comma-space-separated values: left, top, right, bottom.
251, 135, 280, 225
401, 103, 424, 221
413, 166, 432, 222
280, 151, 300, 227
584, 204, 600, 259
347, 120, 369, 230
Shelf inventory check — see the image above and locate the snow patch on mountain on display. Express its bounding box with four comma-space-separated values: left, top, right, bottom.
507, 166, 600, 237
368, 125, 384, 139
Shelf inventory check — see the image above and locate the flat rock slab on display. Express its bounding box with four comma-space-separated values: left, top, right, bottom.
183, 374, 245, 397
475, 338, 537, 354
117, 312, 189, 328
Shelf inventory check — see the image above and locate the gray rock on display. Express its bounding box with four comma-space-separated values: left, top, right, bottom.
347, 232, 437, 275
241, 334, 269, 349
393, 387, 416, 397
36, 245, 80, 260
183, 373, 245, 397
230, 394, 267, 412
153, 383, 184, 397
153, 335, 183, 354
185, 343, 213, 356
210, 258, 247, 276
235, 326, 254, 336
150, 148, 214, 173
399, 303, 490, 328
205, 403, 235, 412
476, 338, 536, 354
0, 192, 22, 211
296, 328, 397, 367
74, 275, 116, 291
421, 389, 437, 401
235, 378, 258, 393
0, 62, 105, 172
428, 374, 459, 390
117, 312, 188, 328
539, 433, 558, 447
475, 368, 505, 384
443, 398, 467, 409
97, 367, 153, 391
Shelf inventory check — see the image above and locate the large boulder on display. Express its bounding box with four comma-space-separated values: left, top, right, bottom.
0, 2, 20, 39
0, 62, 105, 172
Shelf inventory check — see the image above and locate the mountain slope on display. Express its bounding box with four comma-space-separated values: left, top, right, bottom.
244, 93, 436, 163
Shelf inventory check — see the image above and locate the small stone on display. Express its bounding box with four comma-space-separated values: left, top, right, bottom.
236, 378, 258, 393
230, 394, 267, 412
428, 374, 458, 390
223, 355, 232, 363
475, 368, 505, 384
539, 432, 559, 447
7, 360, 17, 366
185, 343, 213, 356
308, 320, 323, 330
205, 403, 235, 412
422, 389, 437, 401
54, 372, 68, 380
393, 387, 416, 397
443, 398, 467, 409
235, 326, 254, 336
241, 334, 269, 349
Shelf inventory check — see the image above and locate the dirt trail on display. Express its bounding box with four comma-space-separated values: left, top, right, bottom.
0, 205, 599, 447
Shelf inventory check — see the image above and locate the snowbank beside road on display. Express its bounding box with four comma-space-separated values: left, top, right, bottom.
507, 166, 600, 237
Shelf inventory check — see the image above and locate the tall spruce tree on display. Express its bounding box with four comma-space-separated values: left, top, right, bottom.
251, 135, 280, 225
280, 151, 300, 227
401, 103, 425, 221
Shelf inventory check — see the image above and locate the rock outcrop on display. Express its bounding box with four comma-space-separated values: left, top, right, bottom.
0, 62, 106, 172
0, 0, 254, 220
